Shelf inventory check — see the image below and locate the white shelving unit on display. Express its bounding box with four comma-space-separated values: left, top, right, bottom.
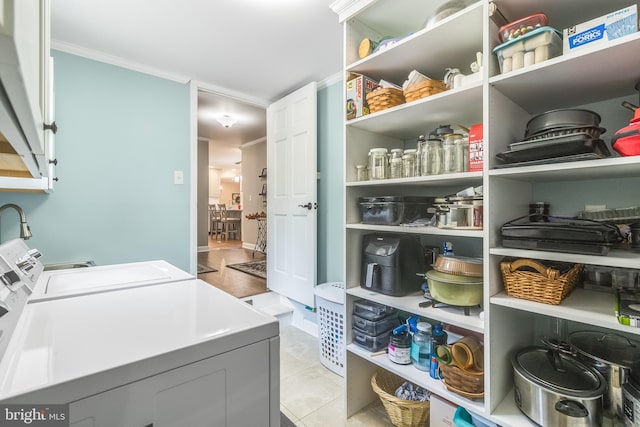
333, 0, 640, 425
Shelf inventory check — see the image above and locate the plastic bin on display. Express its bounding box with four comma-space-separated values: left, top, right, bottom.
315, 282, 345, 377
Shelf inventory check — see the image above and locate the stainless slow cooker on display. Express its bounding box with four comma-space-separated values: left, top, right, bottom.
568, 331, 640, 424
512, 346, 607, 427
624, 371, 640, 427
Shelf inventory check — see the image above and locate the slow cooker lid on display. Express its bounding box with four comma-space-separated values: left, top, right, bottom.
513, 346, 605, 397
569, 331, 640, 367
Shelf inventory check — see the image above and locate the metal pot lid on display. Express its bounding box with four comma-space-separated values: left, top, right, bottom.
569, 331, 640, 368
512, 346, 606, 397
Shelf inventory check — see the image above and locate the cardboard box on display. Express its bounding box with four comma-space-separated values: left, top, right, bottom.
468, 123, 484, 172
616, 289, 640, 328
430, 394, 457, 427
563, 5, 638, 53
346, 74, 378, 120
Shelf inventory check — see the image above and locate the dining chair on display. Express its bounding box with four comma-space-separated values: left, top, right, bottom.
209, 204, 224, 239
218, 204, 241, 240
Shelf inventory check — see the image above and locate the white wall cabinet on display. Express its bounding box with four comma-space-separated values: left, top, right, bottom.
333, 0, 640, 425
0, 0, 56, 192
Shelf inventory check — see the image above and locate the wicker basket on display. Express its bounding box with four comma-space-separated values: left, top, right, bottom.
371, 370, 430, 427
500, 259, 584, 305
366, 88, 405, 113
438, 362, 484, 400
403, 80, 447, 102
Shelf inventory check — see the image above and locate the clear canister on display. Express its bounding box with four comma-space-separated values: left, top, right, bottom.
403, 149, 417, 178
355, 164, 368, 181
443, 133, 463, 174
368, 148, 389, 180
390, 157, 403, 179
416, 135, 427, 176
422, 138, 443, 175
455, 136, 469, 173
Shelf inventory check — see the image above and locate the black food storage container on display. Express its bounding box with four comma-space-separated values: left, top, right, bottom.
359, 196, 434, 225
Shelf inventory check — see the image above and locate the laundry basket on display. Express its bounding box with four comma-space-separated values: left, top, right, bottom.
315, 282, 345, 377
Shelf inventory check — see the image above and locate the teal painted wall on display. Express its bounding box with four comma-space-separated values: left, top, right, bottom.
0, 51, 191, 270
317, 80, 344, 284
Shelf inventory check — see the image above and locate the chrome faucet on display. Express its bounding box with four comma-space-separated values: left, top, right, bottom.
0, 204, 32, 240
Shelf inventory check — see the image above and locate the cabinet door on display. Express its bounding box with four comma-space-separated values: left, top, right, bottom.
69, 340, 274, 427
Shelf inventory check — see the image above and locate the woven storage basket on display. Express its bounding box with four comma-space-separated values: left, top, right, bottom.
500, 259, 584, 305
403, 80, 447, 102
371, 370, 430, 427
366, 88, 405, 113
439, 362, 484, 400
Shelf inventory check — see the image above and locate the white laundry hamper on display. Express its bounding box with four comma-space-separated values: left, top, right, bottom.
314, 282, 345, 377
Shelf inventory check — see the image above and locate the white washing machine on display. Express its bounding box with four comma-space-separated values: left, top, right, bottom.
0, 239, 280, 427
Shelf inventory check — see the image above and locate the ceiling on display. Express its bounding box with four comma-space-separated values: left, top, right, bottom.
50, 0, 344, 171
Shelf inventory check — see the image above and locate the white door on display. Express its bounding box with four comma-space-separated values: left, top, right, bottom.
266, 82, 317, 307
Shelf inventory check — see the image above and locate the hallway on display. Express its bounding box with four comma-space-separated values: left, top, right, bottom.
197, 236, 268, 299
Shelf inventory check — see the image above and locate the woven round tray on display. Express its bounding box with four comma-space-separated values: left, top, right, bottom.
403, 80, 447, 102
438, 362, 484, 398
366, 88, 405, 113
500, 259, 584, 305
371, 370, 430, 427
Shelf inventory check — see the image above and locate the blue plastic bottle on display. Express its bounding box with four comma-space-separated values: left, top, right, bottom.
429, 324, 448, 379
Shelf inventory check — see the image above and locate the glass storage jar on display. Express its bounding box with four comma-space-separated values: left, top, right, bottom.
368, 148, 388, 180
355, 164, 368, 181
443, 133, 463, 173
416, 135, 427, 176
389, 149, 404, 179
422, 138, 443, 175
402, 149, 417, 178
455, 136, 469, 172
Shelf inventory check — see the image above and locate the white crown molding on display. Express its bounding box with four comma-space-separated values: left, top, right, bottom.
194, 81, 270, 109
52, 39, 191, 83
329, 0, 377, 22
240, 137, 267, 149
317, 71, 343, 90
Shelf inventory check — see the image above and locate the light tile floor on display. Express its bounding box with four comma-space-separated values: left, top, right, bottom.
279, 321, 394, 427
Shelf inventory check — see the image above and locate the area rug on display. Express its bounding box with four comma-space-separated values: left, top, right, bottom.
197, 264, 218, 274
227, 260, 266, 279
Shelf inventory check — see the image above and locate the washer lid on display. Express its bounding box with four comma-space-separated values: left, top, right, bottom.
569, 331, 640, 368
512, 346, 606, 397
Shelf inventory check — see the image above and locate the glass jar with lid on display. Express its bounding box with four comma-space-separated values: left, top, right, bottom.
355, 164, 368, 181
455, 136, 469, 172
416, 135, 427, 176
368, 148, 389, 180
422, 138, 443, 175
442, 133, 463, 174
403, 149, 417, 178
389, 149, 404, 179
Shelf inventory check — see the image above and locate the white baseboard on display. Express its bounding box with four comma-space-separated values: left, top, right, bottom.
197, 246, 209, 252
242, 242, 257, 250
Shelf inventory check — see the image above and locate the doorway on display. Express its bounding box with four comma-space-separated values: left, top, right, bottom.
195, 87, 268, 299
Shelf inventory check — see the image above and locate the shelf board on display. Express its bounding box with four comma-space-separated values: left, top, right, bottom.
346, 172, 483, 187
491, 288, 640, 337
347, 287, 484, 333
345, 84, 482, 139
490, 247, 640, 269
489, 32, 640, 114
489, 156, 640, 182
347, 343, 487, 415
491, 389, 538, 427
347, 2, 484, 83
347, 223, 484, 238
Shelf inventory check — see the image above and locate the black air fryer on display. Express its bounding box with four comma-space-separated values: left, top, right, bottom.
360, 234, 426, 296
